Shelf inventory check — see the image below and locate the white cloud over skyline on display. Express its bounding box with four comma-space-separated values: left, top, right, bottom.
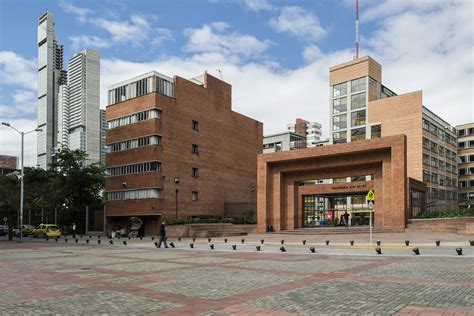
0, 0, 472, 168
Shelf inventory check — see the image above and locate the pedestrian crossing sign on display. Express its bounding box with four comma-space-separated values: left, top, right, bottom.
367, 189, 375, 202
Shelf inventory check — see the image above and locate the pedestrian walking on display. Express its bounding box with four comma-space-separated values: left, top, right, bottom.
343, 211, 350, 227
72, 223, 77, 237
156, 221, 168, 248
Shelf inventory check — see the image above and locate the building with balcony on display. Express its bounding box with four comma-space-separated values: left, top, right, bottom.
105, 71, 262, 235
287, 118, 322, 147
457, 123, 474, 208
263, 132, 305, 153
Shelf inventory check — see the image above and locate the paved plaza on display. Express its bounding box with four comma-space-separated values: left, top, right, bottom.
0, 234, 473, 315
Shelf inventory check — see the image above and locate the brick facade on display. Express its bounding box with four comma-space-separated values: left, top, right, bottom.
105, 72, 262, 235
257, 135, 409, 233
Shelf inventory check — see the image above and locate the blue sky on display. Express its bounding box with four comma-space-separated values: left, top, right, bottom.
0, 0, 473, 166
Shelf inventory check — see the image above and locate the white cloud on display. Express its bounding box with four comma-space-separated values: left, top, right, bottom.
58, 0, 92, 22
151, 28, 174, 45
269, 6, 327, 41
0, 118, 38, 167
183, 23, 271, 60
0, 51, 36, 91
69, 35, 111, 51
242, 0, 273, 12
302, 45, 323, 63
211, 21, 230, 32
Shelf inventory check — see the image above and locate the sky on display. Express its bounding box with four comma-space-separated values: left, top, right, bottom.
0, 0, 473, 167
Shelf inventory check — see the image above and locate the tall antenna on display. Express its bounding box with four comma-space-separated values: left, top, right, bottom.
355, 0, 359, 59
216, 69, 224, 80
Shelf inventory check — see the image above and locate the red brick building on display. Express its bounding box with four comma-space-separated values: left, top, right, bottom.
105, 71, 262, 235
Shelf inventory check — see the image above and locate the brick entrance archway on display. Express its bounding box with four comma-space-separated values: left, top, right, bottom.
257, 135, 408, 233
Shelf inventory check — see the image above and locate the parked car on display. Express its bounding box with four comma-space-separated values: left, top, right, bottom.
21, 225, 36, 236
33, 224, 61, 238
0, 225, 9, 236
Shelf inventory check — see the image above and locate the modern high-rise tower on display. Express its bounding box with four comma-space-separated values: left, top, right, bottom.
37, 11, 65, 168
65, 49, 101, 164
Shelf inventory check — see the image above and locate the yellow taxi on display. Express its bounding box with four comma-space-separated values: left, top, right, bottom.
21, 225, 36, 236
33, 224, 62, 238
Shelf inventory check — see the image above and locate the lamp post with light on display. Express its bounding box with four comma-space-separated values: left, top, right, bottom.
1, 122, 42, 240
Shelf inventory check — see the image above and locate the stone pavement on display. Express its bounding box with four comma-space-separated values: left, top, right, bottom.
0, 238, 473, 315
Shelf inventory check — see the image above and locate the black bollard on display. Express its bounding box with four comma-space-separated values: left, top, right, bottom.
178, 237, 181, 241
65, 238, 68, 243
80, 235, 83, 239
325, 240, 330, 246
224, 238, 228, 243
86, 239, 89, 244
375, 247, 382, 255
405, 240, 410, 246
350, 240, 354, 246
210, 244, 214, 250
192, 237, 196, 242
89, 235, 92, 239
190, 243, 194, 249
241, 239, 245, 244
128, 236, 131, 240
469, 240, 474, 246
281, 240, 284, 245
154, 241, 158, 247
455, 248, 463, 256
302, 240, 306, 245
376, 241, 381, 246
109, 240, 113, 245
46, 237, 49, 242
208, 238, 212, 243
412, 248, 420, 255
98, 240, 101, 244
310, 247, 316, 253
151, 236, 155, 241
123, 241, 127, 245
55, 238, 58, 242
75, 239, 78, 243
435, 240, 440, 246
140, 237, 143, 240
279, 246, 286, 252
232, 245, 237, 250
256, 245, 261, 251
261, 239, 264, 244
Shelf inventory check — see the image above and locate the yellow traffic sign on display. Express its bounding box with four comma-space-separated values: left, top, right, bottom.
367, 189, 375, 201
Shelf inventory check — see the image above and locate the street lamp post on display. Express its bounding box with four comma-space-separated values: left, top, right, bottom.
1, 122, 42, 240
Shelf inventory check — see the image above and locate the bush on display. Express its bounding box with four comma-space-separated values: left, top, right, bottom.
415, 208, 474, 219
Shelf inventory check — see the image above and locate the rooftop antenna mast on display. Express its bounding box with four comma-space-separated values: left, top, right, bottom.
216, 69, 224, 80
355, 0, 359, 59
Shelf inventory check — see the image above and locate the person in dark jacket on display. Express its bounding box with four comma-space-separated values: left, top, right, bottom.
156, 221, 168, 248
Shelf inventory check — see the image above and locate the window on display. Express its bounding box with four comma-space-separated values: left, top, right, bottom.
192, 167, 199, 178
333, 97, 347, 114
351, 93, 366, 110
423, 137, 430, 149
430, 157, 438, 168
333, 82, 347, 97
423, 154, 430, 165
106, 161, 161, 176
438, 146, 445, 157
430, 141, 438, 153
351, 77, 366, 93
351, 127, 366, 141
371, 125, 381, 138
192, 120, 199, 131
351, 176, 366, 182
109, 135, 161, 152
423, 171, 430, 182
460, 156, 467, 163
438, 189, 446, 200
423, 119, 430, 130
369, 77, 377, 87
458, 129, 465, 137
192, 144, 199, 154
108, 109, 161, 129
334, 177, 347, 183
430, 172, 438, 183
459, 180, 467, 188
333, 131, 347, 144
439, 175, 445, 186
351, 110, 366, 126
459, 168, 466, 176
108, 188, 162, 201
192, 191, 198, 201
333, 114, 347, 130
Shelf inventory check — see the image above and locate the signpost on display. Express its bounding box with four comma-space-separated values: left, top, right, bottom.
367, 189, 375, 244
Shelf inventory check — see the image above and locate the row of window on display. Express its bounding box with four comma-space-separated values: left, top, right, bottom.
333, 124, 380, 144
109, 135, 161, 152
422, 137, 457, 162
459, 154, 474, 164
333, 77, 367, 98
428, 188, 457, 201
459, 167, 474, 176
422, 118, 456, 146
106, 161, 162, 177
108, 76, 174, 105
422, 154, 457, 174
108, 109, 161, 129
459, 192, 474, 201
457, 127, 474, 137
459, 180, 474, 188
333, 110, 366, 131
332, 93, 367, 114
108, 188, 162, 201
458, 140, 474, 149
423, 171, 457, 187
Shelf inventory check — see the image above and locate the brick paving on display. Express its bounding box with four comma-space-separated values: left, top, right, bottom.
0, 240, 473, 315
